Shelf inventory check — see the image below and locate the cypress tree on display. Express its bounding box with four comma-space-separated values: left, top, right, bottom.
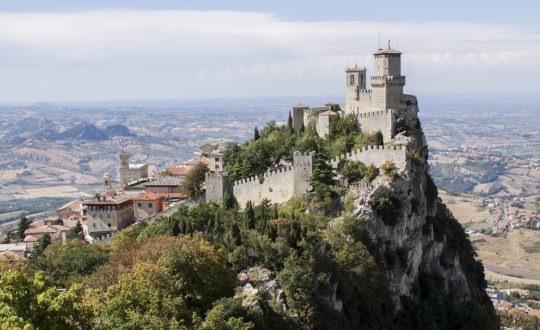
288, 111, 293, 132
245, 201, 255, 229
171, 220, 180, 236
254, 127, 260, 140
17, 216, 31, 241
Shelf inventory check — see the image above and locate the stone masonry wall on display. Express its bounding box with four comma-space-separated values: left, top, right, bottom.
330, 145, 406, 170
233, 167, 296, 208
355, 109, 396, 142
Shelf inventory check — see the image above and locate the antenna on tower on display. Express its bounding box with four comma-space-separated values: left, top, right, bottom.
388, 39, 391, 49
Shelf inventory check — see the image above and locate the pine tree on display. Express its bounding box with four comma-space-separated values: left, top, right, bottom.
288, 111, 294, 132
245, 201, 255, 229
230, 223, 242, 246
309, 147, 336, 201
254, 127, 260, 140
17, 216, 32, 241
33, 234, 52, 258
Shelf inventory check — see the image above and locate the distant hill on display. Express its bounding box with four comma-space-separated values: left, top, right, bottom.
4, 116, 56, 139
2, 117, 136, 143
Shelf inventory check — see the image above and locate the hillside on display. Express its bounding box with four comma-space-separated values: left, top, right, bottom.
0, 101, 500, 329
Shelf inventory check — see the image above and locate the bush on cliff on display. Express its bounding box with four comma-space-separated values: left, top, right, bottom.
369, 186, 402, 226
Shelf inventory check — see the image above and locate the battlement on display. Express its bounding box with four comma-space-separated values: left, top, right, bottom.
371, 75, 405, 81
358, 89, 372, 94
330, 144, 407, 169
205, 171, 230, 179
304, 106, 332, 116
353, 109, 395, 118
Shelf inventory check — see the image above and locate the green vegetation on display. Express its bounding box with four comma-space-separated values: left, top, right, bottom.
338, 159, 379, 183
369, 186, 401, 226
16, 216, 31, 241
181, 162, 210, 197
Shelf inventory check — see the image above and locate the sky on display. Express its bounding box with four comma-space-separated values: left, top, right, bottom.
0, 0, 539, 102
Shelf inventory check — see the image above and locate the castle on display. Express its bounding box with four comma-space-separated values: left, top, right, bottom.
118, 152, 149, 186
292, 45, 405, 142
206, 45, 411, 207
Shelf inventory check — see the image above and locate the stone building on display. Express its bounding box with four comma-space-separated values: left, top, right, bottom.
118, 152, 149, 186
82, 193, 134, 243
292, 46, 405, 142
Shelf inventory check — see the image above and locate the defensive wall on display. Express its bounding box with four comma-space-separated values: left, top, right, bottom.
354, 109, 396, 142
205, 151, 315, 208
330, 145, 406, 170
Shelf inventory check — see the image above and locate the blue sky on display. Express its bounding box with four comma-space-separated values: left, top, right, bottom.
0, 1, 539, 102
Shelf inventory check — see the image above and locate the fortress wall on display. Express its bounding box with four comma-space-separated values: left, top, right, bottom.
347, 90, 373, 113
330, 145, 407, 170
233, 167, 296, 208
355, 109, 396, 142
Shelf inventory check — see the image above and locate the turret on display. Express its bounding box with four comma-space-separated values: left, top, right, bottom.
291, 103, 308, 133
346, 66, 367, 105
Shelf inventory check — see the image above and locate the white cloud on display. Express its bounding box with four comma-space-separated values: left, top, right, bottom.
0, 9, 538, 101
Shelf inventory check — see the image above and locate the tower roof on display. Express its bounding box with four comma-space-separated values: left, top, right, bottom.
373, 47, 402, 55
346, 65, 367, 72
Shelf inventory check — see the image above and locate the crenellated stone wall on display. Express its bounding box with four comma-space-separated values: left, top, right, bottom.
330, 145, 406, 170
205, 151, 315, 208
354, 109, 396, 142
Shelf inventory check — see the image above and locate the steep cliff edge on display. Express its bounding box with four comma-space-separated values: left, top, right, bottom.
349, 95, 498, 328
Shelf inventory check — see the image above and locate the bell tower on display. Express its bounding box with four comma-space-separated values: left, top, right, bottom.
371, 43, 406, 110
345, 66, 367, 113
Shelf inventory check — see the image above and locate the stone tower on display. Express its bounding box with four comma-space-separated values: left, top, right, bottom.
205, 172, 232, 204
103, 173, 112, 190
371, 45, 406, 111
118, 152, 130, 186
293, 151, 315, 195
345, 66, 367, 108
291, 103, 308, 133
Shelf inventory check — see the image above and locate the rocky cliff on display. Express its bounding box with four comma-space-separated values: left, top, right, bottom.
348, 95, 498, 327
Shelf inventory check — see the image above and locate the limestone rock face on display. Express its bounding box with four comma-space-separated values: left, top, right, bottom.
235, 266, 287, 312
352, 96, 471, 309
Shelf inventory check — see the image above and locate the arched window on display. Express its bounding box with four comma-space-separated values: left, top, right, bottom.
350, 74, 355, 85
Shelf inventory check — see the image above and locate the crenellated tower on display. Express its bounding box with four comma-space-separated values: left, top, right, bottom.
371, 46, 406, 111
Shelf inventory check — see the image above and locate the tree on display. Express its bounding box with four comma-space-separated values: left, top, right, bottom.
32, 233, 52, 258
253, 126, 260, 140
287, 111, 293, 132
0, 269, 91, 329
68, 221, 83, 239
181, 162, 210, 198
245, 201, 255, 229
34, 240, 109, 287
16, 216, 31, 241
309, 147, 336, 201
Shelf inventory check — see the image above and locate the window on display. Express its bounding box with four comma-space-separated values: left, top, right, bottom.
148, 203, 152, 208
92, 223, 96, 228
350, 74, 355, 85
216, 165, 220, 170
215, 157, 219, 162
108, 223, 111, 227
137, 203, 142, 207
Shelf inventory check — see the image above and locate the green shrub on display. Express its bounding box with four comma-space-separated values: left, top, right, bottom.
369, 186, 401, 226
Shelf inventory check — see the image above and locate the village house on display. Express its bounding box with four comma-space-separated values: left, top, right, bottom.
82, 193, 134, 243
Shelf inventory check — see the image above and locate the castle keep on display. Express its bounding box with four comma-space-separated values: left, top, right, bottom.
292, 46, 404, 142
206, 45, 412, 207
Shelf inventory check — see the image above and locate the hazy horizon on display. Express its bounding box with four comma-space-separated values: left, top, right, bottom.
0, 1, 539, 102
